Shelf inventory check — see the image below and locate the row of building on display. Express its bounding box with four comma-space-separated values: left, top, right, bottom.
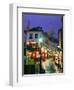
24, 26, 63, 51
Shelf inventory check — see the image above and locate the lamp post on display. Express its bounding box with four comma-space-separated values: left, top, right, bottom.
38, 37, 43, 73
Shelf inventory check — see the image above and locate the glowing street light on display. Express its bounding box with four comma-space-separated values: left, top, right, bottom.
38, 37, 43, 73
38, 37, 43, 43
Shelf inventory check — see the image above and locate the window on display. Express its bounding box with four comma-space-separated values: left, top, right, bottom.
35, 33, 38, 39
29, 33, 33, 39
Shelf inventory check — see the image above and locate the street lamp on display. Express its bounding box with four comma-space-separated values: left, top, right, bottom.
38, 37, 43, 73
38, 38, 43, 43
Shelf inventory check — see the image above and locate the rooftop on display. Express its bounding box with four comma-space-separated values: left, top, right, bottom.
28, 26, 43, 32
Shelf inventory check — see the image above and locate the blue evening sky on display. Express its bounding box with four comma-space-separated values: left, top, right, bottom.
23, 13, 63, 38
